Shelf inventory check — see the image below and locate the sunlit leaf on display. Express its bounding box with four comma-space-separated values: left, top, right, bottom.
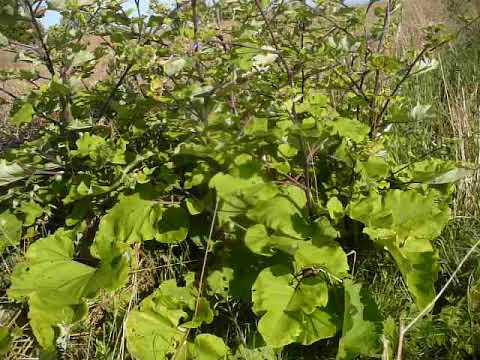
337, 280, 383, 360
0, 210, 22, 252
11, 103, 34, 126
350, 189, 449, 308
8, 229, 96, 350
252, 265, 336, 347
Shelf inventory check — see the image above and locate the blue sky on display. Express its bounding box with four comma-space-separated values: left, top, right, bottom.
40, 0, 374, 27
41, 0, 152, 27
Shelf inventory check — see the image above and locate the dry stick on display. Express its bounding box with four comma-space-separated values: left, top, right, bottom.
395, 318, 405, 360
194, 197, 220, 317
173, 198, 220, 359
395, 237, 480, 360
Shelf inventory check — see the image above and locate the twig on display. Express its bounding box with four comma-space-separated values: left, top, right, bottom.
254, 0, 290, 77
24, 0, 55, 76
192, 0, 199, 51
96, 62, 134, 120
0, 87, 18, 99
371, 0, 392, 134
376, 46, 429, 127
254, 0, 314, 218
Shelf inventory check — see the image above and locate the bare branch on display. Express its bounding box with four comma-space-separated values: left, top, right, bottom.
23, 0, 55, 76
96, 63, 134, 120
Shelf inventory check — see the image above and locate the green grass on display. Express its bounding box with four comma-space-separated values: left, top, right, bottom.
375, 18, 480, 358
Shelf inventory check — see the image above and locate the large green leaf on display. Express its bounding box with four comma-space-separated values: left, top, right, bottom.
252, 265, 336, 347
71, 133, 107, 159
328, 117, 370, 143
209, 170, 279, 224
18, 201, 43, 227
246, 186, 308, 238
8, 229, 96, 350
155, 206, 189, 243
337, 280, 383, 360
349, 189, 450, 308
189, 334, 230, 360
294, 242, 349, 280
91, 193, 163, 260
126, 275, 214, 359
10, 103, 34, 126
0, 210, 22, 252
244, 224, 300, 257
92, 194, 190, 290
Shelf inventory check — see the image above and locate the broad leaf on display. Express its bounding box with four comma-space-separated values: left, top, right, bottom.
155, 206, 189, 243
252, 265, 336, 347
294, 242, 349, 280
244, 224, 300, 257
164, 58, 187, 76
189, 334, 229, 360
349, 190, 449, 308
71, 133, 106, 159
8, 229, 96, 350
126, 276, 213, 359
91, 193, 164, 260
18, 201, 43, 227
11, 103, 34, 126
329, 117, 370, 143
337, 280, 383, 360
0, 210, 22, 252
247, 186, 308, 238
396, 159, 472, 184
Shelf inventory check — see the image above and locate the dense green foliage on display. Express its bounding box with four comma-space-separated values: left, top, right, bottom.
0, 0, 474, 358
